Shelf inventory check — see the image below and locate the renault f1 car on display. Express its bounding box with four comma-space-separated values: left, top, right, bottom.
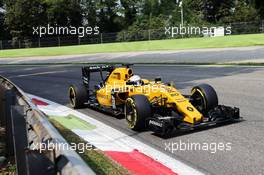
68, 64, 240, 136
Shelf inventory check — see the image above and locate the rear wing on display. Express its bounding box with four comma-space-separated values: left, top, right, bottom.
82, 64, 134, 88
82, 64, 133, 85
82, 65, 114, 87
82, 65, 114, 73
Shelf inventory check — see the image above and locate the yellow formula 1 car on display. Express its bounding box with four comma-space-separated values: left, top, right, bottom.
68, 64, 240, 136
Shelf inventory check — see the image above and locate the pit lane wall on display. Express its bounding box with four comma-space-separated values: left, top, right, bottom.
0, 75, 95, 175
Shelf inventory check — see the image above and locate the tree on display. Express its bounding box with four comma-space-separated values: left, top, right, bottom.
1, 0, 263, 41
45, 0, 82, 26
226, 0, 260, 22
97, 0, 122, 32
4, 0, 47, 39
169, 0, 205, 26
117, 15, 167, 41
159, 0, 179, 17
81, 0, 97, 26
120, 0, 138, 27
254, 0, 264, 18
0, 0, 5, 39
200, 0, 235, 23
141, 0, 161, 17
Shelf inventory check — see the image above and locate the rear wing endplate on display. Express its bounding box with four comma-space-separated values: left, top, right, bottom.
82, 65, 114, 88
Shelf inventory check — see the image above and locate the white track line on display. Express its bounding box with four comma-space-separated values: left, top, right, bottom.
9, 71, 67, 78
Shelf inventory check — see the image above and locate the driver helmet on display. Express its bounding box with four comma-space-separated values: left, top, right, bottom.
129, 75, 142, 86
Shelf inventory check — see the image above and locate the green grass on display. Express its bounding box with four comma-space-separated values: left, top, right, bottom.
49, 115, 96, 131
1, 34, 264, 58
49, 119, 130, 175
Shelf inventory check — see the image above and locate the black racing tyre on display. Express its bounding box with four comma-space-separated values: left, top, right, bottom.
191, 84, 218, 113
125, 95, 152, 131
68, 84, 88, 109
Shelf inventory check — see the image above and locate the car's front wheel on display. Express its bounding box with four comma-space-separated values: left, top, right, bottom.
191, 84, 218, 113
125, 95, 152, 131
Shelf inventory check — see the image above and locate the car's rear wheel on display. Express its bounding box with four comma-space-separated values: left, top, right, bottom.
191, 84, 218, 113
68, 84, 88, 109
125, 95, 151, 131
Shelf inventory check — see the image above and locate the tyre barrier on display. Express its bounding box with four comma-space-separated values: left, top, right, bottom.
0, 76, 95, 175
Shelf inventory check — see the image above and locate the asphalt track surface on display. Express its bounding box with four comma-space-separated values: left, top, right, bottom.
1, 64, 264, 175
1, 46, 264, 64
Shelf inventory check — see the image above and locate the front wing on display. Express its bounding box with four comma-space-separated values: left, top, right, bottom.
147, 105, 241, 136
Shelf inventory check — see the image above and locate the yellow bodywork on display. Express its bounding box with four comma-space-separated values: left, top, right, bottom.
96, 67, 203, 124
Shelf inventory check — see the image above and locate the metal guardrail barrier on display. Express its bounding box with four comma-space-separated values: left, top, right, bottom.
0, 75, 96, 175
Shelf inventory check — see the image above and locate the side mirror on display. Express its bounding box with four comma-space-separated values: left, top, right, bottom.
155, 77, 162, 83
167, 81, 174, 87
94, 82, 104, 90
94, 85, 101, 90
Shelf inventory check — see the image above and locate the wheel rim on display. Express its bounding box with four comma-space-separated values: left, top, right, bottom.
191, 88, 207, 112
69, 87, 76, 107
125, 98, 137, 128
